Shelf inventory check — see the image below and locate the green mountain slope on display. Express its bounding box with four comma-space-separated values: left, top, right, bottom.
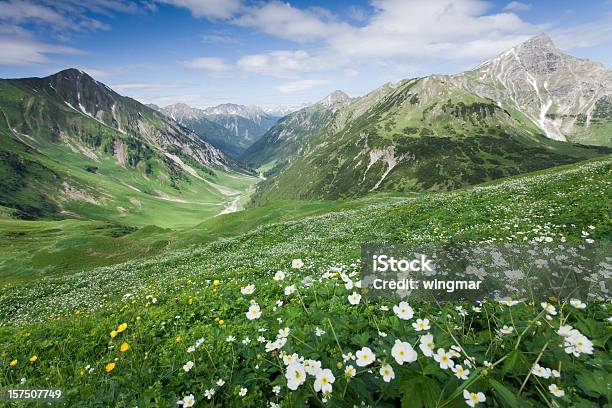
0, 69, 255, 223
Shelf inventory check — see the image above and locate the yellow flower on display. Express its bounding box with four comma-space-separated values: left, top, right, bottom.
213, 279, 221, 286
214, 317, 219, 322
9, 359, 17, 366
136, 316, 141, 321
175, 336, 182, 343
119, 342, 130, 352
29, 355, 38, 362
75, 309, 80, 315
110, 330, 118, 338
117, 323, 128, 333
218, 319, 224, 325
188, 298, 193, 305
105, 362, 115, 372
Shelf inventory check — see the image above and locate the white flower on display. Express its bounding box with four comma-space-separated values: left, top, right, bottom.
378, 331, 387, 338
348, 292, 362, 305
278, 327, 290, 338
419, 334, 435, 357
20, 377, 26, 384
463, 390, 486, 407
498, 325, 514, 335
284, 285, 296, 296
356, 347, 375, 367
570, 299, 586, 309
315, 327, 326, 337
241, 284, 255, 295
283, 353, 299, 366
393, 301, 414, 320
285, 363, 306, 390
452, 365, 470, 380
177, 394, 195, 407
541, 302, 557, 315
564, 331, 593, 357
239, 387, 247, 397
379, 364, 395, 382
246, 304, 262, 320
552, 369, 561, 378
303, 359, 322, 376
242, 337, 251, 345
344, 365, 356, 378
195, 337, 205, 347
499, 298, 519, 307
182, 361, 194, 372
272, 385, 281, 395
276, 300, 283, 307
412, 318, 430, 331
342, 352, 355, 362
204, 389, 215, 400
380, 305, 389, 311
187, 346, 195, 353
292, 259, 304, 269
531, 363, 551, 379
270, 403, 280, 408
344, 280, 354, 290
226, 335, 236, 342
433, 348, 455, 370
548, 384, 565, 398
314, 368, 335, 394
216, 378, 225, 387
391, 339, 417, 365
557, 325, 577, 337
273, 271, 285, 281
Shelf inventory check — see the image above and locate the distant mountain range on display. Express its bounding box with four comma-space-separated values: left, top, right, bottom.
0, 68, 249, 220
250, 34, 611, 203
153, 102, 284, 157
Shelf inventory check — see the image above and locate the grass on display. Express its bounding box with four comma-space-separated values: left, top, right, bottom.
0, 158, 610, 407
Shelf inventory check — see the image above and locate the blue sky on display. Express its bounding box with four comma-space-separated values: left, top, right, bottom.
1, 0, 611, 109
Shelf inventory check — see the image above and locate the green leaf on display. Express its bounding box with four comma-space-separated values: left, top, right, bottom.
399, 374, 442, 408
488, 378, 523, 408
576, 371, 612, 399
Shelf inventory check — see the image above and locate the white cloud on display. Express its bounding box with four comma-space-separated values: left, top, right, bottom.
503, 2, 531, 12
237, 50, 320, 78
275, 79, 331, 93
550, 19, 612, 50
0, 29, 83, 65
233, 1, 348, 42
181, 57, 233, 72
157, 0, 242, 19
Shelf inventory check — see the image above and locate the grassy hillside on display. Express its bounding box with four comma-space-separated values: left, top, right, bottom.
1, 158, 610, 406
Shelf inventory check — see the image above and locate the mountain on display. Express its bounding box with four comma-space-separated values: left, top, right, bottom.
0, 68, 251, 222
249, 35, 611, 203
240, 90, 351, 171
160, 102, 280, 157
456, 33, 611, 146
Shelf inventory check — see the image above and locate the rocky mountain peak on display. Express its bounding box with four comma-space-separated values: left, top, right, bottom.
317, 90, 350, 108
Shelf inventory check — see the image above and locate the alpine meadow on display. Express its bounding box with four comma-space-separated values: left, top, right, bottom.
0, 1, 611, 407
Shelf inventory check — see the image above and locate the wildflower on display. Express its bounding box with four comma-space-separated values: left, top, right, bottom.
237, 387, 247, 397
270, 403, 280, 408
548, 384, 565, 398
380, 305, 389, 311
557, 325, 577, 337
344, 365, 356, 378
452, 365, 470, 380
463, 390, 486, 407
393, 301, 414, 320
499, 299, 519, 307
570, 299, 586, 309
117, 323, 128, 333
563, 331, 593, 357
284, 285, 296, 296
226, 335, 236, 343
218, 319, 224, 325
380, 364, 395, 382
247, 304, 262, 320
241, 284, 255, 295
285, 363, 306, 390
378, 331, 387, 337
110, 330, 118, 338
177, 394, 195, 407
541, 302, 557, 315
204, 388, 215, 399
105, 362, 116, 372
187, 346, 195, 353
356, 347, 375, 367
433, 348, 454, 370
20, 377, 26, 384
175, 336, 182, 343
531, 364, 551, 379
303, 359, 321, 375
278, 328, 290, 338
412, 318, 430, 331
498, 325, 514, 335
342, 352, 355, 362
315, 327, 326, 336
273, 271, 285, 281
419, 334, 435, 357
314, 368, 335, 394
119, 342, 130, 352
391, 339, 417, 365
242, 337, 251, 345
348, 292, 362, 305
183, 361, 194, 372
283, 353, 299, 366
213, 279, 221, 286
272, 385, 281, 395
29, 355, 38, 363
292, 259, 304, 269
552, 369, 561, 378
216, 379, 225, 387
9, 359, 17, 366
